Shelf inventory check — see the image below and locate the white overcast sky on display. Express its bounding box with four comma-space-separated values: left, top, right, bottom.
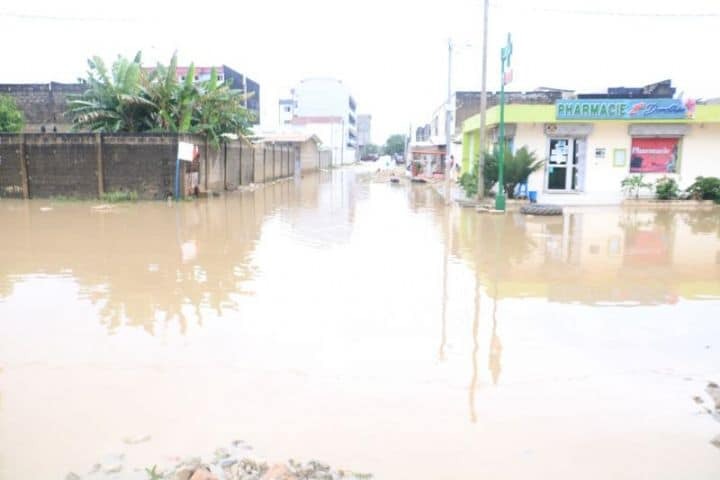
1, 0, 718, 143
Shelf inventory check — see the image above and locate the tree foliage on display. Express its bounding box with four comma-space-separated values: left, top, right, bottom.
67, 52, 253, 143
0, 94, 25, 133
383, 134, 407, 156
360, 143, 380, 157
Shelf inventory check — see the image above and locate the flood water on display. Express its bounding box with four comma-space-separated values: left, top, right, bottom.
1, 168, 719, 479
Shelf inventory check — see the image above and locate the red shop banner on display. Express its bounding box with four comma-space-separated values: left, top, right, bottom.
630, 137, 679, 173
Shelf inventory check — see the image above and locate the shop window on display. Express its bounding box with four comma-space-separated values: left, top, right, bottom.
629, 138, 679, 173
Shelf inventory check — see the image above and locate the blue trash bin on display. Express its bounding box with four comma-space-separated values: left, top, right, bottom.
528, 191, 538, 203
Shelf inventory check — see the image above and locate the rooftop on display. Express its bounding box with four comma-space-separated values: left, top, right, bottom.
255, 132, 322, 144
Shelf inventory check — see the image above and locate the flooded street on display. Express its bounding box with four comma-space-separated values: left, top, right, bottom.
1, 168, 719, 479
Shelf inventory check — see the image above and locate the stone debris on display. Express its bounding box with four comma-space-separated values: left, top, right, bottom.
191, 469, 218, 480
214, 448, 231, 460
70, 442, 371, 480
706, 382, 720, 410
711, 434, 720, 449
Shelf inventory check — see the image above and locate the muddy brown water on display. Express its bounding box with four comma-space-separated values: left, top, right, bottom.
1, 168, 719, 479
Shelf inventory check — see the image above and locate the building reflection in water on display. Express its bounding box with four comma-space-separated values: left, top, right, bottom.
0, 171, 358, 336
452, 204, 720, 422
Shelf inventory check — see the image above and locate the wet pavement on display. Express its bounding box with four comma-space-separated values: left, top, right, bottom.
1, 167, 719, 479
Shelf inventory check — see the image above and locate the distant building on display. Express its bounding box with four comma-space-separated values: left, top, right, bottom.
357, 114, 371, 147
278, 98, 295, 125
410, 90, 566, 174
279, 78, 358, 165
0, 82, 87, 133
146, 65, 261, 124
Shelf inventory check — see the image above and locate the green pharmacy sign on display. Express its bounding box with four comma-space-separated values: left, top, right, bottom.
556, 99, 690, 120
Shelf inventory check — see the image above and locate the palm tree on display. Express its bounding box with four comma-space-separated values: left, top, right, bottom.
483, 146, 543, 198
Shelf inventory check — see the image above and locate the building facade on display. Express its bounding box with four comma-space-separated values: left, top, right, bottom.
279, 78, 358, 165
357, 114, 371, 147
411, 90, 563, 175
462, 81, 720, 205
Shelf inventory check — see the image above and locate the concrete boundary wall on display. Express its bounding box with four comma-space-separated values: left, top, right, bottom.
0, 133, 297, 199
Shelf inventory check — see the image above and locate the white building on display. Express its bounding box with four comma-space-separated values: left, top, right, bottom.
279, 78, 358, 166
357, 114, 372, 147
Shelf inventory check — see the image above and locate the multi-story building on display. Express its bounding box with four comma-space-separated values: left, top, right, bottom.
357, 114, 372, 148
279, 78, 358, 165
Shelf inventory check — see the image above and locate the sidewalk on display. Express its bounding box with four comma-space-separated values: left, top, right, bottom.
429, 181, 530, 212
429, 180, 489, 207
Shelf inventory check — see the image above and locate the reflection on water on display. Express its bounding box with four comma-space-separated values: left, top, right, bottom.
1, 170, 720, 480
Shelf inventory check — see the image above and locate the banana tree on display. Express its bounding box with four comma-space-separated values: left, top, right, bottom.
68, 52, 156, 132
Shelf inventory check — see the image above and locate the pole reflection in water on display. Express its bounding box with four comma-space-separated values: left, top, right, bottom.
469, 267, 481, 423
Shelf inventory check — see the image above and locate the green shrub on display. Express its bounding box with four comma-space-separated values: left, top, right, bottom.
0, 94, 24, 133
459, 146, 543, 199
686, 176, 720, 200
655, 177, 679, 200
459, 159, 479, 198
621, 175, 652, 199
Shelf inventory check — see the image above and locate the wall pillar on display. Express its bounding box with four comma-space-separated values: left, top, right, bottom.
19, 134, 29, 199
96, 133, 105, 196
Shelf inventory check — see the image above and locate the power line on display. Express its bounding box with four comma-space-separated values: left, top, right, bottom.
488, 3, 720, 17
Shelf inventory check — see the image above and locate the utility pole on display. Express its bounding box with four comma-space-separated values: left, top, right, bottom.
495, 33, 513, 212
477, 0, 489, 201
444, 38, 453, 205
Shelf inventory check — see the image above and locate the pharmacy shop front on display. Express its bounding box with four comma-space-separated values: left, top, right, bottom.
461, 100, 720, 205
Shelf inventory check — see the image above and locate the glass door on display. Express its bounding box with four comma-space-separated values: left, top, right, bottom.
547, 138, 570, 190
547, 138, 585, 191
